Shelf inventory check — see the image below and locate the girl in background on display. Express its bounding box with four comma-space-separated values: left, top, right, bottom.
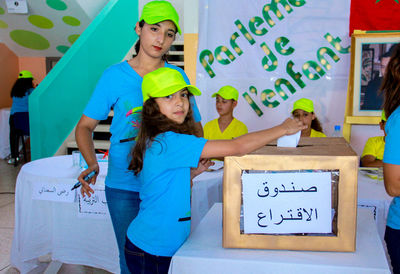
75, 1, 202, 273
381, 43, 400, 274
125, 67, 306, 274
291, 98, 326, 137
8, 70, 35, 165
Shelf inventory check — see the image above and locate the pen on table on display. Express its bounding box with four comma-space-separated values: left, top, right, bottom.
71, 170, 97, 191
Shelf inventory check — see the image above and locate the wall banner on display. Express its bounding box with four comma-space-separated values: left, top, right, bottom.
196, 0, 351, 136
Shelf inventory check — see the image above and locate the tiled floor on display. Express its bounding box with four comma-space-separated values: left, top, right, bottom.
0, 158, 112, 274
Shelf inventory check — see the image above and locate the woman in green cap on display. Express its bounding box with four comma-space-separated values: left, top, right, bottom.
74, 1, 202, 273
8, 70, 36, 165
291, 98, 326, 138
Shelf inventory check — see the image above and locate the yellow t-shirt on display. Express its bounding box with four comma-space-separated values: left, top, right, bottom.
361, 136, 385, 160
310, 129, 326, 137
204, 118, 248, 140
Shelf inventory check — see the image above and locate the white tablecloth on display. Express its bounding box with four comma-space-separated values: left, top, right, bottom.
10, 155, 223, 273
0, 107, 11, 159
10, 155, 118, 273
358, 170, 392, 240
169, 204, 391, 274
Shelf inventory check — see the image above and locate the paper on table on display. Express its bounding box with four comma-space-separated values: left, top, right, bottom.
277, 131, 301, 147
207, 160, 224, 171
78, 187, 109, 219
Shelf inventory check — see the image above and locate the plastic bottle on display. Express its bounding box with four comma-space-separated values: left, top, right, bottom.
332, 125, 342, 137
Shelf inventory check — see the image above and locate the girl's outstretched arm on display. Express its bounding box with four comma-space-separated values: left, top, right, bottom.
200, 118, 306, 159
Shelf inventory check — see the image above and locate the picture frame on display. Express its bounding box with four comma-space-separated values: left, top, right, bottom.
350, 32, 400, 117
223, 138, 358, 252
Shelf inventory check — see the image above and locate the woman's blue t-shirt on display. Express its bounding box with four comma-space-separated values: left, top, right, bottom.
127, 132, 207, 256
10, 88, 34, 114
383, 106, 400, 230
83, 61, 202, 191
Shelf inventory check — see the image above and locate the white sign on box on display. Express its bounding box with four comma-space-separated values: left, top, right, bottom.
242, 172, 332, 234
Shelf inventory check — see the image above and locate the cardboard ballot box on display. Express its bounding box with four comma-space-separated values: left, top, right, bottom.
223, 137, 359, 252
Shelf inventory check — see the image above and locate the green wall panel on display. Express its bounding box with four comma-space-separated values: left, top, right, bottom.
29, 0, 139, 160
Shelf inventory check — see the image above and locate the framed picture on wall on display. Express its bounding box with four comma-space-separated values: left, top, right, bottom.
350, 32, 400, 117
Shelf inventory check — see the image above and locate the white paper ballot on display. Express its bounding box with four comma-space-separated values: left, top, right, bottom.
277, 131, 301, 147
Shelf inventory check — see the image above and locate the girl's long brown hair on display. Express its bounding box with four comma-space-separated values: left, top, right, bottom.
381, 44, 400, 119
129, 95, 196, 175
311, 116, 323, 133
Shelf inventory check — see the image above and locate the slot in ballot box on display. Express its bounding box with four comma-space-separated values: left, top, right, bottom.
223, 137, 358, 252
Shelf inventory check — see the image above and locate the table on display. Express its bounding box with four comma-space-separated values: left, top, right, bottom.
358, 170, 393, 240
191, 169, 223, 229
169, 203, 391, 274
10, 155, 119, 274
0, 107, 11, 159
10, 155, 223, 273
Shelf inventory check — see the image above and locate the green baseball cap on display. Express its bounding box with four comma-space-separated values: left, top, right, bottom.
292, 98, 314, 113
212, 85, 239, 101
381, 110, 387, 121
142, 67, 201, 102
18, 70, 34, 79
140, 1, 181, 35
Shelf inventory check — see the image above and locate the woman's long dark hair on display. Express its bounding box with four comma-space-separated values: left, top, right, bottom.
129, 95, 196, 175
134, 20, 174, 61
10, 78, 34, 98
381, 44, 400, 119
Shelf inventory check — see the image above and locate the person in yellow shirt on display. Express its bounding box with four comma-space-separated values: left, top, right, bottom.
361, 111, 386, 167
292, 98, 326, 137
204, 85, 248, 140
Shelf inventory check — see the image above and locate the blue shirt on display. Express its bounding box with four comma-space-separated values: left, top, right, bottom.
83, 61, 201, 191
127, 132, 207, 256
10, 88, 34, 114
383, 106, 400, 229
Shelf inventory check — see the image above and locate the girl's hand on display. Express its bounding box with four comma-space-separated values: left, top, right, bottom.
281, 118, 307, 135
78, 164, 99, 197
191, 159, 215, 179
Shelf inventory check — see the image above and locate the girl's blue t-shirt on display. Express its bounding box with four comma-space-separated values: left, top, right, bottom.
383, 106, 400, 229
127, 132, 207, 257
10, 88, 34, 114
83, 61, 201, 191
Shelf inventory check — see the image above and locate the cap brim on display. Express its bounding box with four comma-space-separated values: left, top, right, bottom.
141, 16, 181, 35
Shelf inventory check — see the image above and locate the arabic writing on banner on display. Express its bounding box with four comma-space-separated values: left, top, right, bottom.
78, 188, 109, 219
32, 182, 75, 203
196, 0, 351, 136
242, 171, 332, 234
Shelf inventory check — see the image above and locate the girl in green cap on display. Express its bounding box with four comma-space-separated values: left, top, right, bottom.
125, 67, 306, 273
74, 1, 202, 273
291, 98, 326, 138
8, 70, 36, 165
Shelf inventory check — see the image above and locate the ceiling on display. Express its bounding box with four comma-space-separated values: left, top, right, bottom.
0, 0, 109, 57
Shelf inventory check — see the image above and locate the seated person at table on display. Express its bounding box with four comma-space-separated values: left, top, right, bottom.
361, 111, 386, 167
292, 98, 326, 138
203, 85, 248, 140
